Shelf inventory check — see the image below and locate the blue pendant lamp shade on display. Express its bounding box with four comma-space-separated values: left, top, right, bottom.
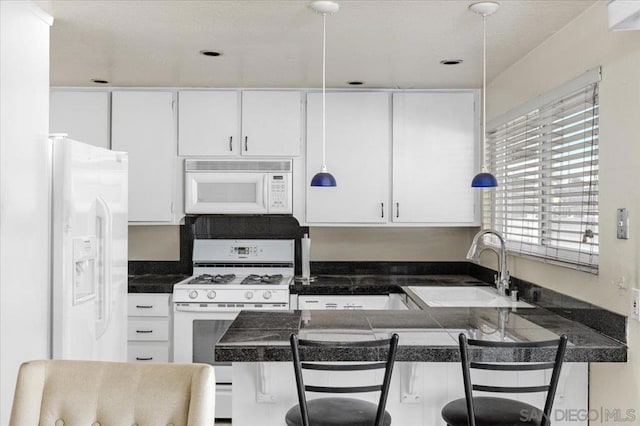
310, 1, 339, 188
471, 172, 498, 187
311, 169, 337, 187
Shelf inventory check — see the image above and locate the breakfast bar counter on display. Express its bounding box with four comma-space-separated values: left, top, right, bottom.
215, 307, 626, 363
215, 306, 625, 426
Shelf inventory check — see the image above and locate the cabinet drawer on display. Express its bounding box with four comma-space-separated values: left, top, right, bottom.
128, 294, 170, 317
128, 318, 169, 341
127, 342, 170, 363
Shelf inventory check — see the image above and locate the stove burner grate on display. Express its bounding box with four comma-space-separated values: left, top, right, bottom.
241, 274, 284, 285
188, 273, 236, 284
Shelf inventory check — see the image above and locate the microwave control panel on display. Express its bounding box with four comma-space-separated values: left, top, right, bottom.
268, 173, 292, 213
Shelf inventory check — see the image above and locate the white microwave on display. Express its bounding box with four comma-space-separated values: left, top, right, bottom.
184, 159, 292, 214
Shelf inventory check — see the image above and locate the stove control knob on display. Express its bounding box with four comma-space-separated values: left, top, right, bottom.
188, 290, 198, 299
245, 291, 254, 300
207, 290, 217, 300
263, 291, 273, 300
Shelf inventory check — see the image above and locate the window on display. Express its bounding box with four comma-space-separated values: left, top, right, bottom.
483, 69, 600, 272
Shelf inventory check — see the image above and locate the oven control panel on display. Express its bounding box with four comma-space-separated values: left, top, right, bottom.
230, 245, 258, 257
192, 239, 294, 263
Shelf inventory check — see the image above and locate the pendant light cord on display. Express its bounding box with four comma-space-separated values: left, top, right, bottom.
481, 14, 487, 173
322, 12, 327, 171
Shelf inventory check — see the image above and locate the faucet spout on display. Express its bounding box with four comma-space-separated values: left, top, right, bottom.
468, 229, 510, 296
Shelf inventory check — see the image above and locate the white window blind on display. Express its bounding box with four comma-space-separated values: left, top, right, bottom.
483, 74, 600, 272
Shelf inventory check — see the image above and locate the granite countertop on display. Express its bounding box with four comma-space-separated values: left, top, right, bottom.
215, 308, 627, 363
127, 273, 487, 294
128, 274, 189, 293
291, 274, 487, 295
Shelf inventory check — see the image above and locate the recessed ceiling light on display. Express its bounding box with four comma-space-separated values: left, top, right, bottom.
91, 79, 109, 84
200, 50, 222, 57
440, 59, 464, 65
347, 81, 364, 86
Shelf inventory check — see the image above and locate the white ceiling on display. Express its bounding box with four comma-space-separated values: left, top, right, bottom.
36, 0, 597, 89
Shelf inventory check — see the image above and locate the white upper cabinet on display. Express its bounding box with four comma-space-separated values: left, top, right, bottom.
178, 91, 239, 156
50, 91, 110, 149
241, 91, 302, 156
178, 90, 302, 157
392, 92, 477, 224
306, 92, 390, 223
111, 91, 175, 223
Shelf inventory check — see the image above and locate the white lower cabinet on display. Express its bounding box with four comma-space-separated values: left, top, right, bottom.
232, 362, 588, 426
127, 342, 170, 363
127, 294, 171, 363
127, 318, 170, 341
296, 295, 408, 310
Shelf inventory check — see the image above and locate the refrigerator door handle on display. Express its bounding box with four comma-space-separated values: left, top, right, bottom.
95, 196, 112, 338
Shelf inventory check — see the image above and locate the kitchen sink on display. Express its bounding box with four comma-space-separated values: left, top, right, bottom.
408, 286, 533, 308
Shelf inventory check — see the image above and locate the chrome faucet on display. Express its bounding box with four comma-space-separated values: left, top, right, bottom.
467, 229, 510, 296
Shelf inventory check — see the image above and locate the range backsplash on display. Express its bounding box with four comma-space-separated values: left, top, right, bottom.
128, 215, 308, 275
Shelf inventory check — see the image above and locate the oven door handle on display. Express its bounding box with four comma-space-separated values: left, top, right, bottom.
173, 304, 239, 317
174, 304, 215, 313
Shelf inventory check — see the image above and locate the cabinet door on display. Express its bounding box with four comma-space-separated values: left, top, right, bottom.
241, 91, 301, 156
50, 91, 110, 149
392, 92, 477, 224
306, 92, 390, 223
111, 91, 175, 222
178, 90, 239, 156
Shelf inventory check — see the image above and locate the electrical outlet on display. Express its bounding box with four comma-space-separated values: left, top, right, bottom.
617, 208, 629, 239
631, 288, 640, 321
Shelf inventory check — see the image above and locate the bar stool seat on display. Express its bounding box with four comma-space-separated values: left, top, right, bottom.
287, 333, 399, 426
441, 333, 568, 426
442, 396, 545, 426
285, 397, 392, 426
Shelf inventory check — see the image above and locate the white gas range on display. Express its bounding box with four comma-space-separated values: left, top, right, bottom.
172, 239, 294, 419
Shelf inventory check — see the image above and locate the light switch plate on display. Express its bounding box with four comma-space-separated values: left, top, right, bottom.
617, 208, 629, 239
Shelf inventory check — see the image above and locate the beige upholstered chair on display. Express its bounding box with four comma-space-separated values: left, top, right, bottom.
9, 359, 215, 426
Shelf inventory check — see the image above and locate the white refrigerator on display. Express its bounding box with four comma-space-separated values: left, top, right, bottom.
51, 135, 128, 361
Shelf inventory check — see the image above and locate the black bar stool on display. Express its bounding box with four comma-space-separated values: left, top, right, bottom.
442, 333, 568, 426
286, 333, 399, 426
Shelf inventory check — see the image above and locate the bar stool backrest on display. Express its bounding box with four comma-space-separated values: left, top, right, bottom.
290, 333, 399, 426
458, 333, 568, 426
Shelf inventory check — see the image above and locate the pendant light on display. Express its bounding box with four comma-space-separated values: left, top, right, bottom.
470, 2, 499, 188
310, 1, 339, 187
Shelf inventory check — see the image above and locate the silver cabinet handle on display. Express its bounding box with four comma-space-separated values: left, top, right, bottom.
381, 202, 384, 218
396, 202, 400, 218
135, 305, 153, 309
136, 357, 153, 361
244, 136, 248, 151
229, 136, 233, 151
136, 330, 153, 334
